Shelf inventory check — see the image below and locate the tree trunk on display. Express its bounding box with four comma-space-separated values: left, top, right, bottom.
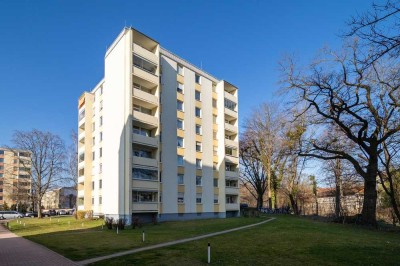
361, 156, 378, 226
335, 180, 341, 219
257, 195, 263, 211
289, 194, 299, 215
37, 200, 42, 218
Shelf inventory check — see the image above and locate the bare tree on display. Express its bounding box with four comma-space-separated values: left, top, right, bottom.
65, 130, 78, 189
282, 42, 400, 226
12, 129, 66, 218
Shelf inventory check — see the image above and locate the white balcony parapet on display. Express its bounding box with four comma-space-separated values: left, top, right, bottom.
132, 179, 159, 190
78, 190, 84, 197
132, 88, 158, 107
226, 170, 239, 179
225, 107, 237, 119
225, 187, 240, 195
132, 110, 158, 127
78, 176, 85, 184
133, 66, 159, 85
225, 123, 237, 133
226, 154, 239, 165
226, 203, 240, 211
133, 43, 158, 65
133, 156, 158, 168
132, 133, 158, 148
132, 202, 158, 212
225, 138, 238, 148
224, 91, 237, 103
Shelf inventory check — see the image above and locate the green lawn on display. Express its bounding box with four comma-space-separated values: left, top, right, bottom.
93, 215, 400, 266
8, 216, 263, 261
8, 215, 400, 265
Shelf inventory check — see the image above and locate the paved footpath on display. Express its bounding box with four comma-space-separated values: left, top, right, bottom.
78, 217, 276, 265
0, 223, 77, 266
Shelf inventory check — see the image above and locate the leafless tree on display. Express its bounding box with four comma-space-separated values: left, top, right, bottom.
282, 42, 400, 226
65, 130, 78, 189
11, 129, 66, 218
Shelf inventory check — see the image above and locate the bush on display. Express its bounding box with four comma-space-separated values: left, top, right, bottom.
114, 219, 126, 230
76, 211, 86, 220
85, 210, 94, 220
105, 217, 113, 229
132, 217, 143, 229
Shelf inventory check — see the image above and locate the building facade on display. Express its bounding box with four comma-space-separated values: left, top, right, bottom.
0, 148, 32, 209
77, 27, 239, 223
41, 187, 77, 210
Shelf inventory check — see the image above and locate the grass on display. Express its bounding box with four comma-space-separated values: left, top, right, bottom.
7, 215, 400, 265
92, 215, 400, 266
7, 216, 263, 261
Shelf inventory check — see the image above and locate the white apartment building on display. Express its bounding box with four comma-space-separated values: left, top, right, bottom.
77, 27, 239, 223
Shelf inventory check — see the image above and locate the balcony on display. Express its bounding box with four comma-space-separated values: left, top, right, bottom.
225, 107, 237, 119
226, 170, 239, 179
78, 175, 85, 184
225, 138, 238, 148
78, 205, 84, 211
77, 190, 84, 197
132, 179, 159, 190
132, 87, 158, 108
225, 123, 237, 133
132, 110, 158, 128
132, 133, 158, 148
133, 43, 158, 65
133, 156, 158, 168
133, 66, 159, 85
224, 91, 237, 103
225, 186, 239, 195
225, 154, 239, 165
226, 203, 240, 211
132, 202, 158, 212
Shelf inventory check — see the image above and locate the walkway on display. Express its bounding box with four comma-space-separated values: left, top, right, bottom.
78, 217, 276, 265
0, 223, 77, 266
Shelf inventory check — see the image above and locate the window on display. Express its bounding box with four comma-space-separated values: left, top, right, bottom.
99, 163, 102, 174
100, 100, 103, 111
0, 158, 3, 163
212, 99, 217, 108
196, 142, 202, 152
92, 151, 95, 160
196, 193, 202, 204
177, 137, 184, 148
133, 104, 152, 115
92, 122, 95, 132
177, 100, 184, 112
178, 192, 184, 203
100, 132, 103, 142
195, 107, 201, 118
196, 159, 202, 169
100, 86, 103, 95
177, 65, 184, 76
133, 126, 151, 137
195, 124, 202, 135
214, 194, 219, 204
99, 196, 102, 205
133, 55, 157, 74
213, 131, 217, 140
92, 137, 95, 145
213, 163, 218, 170
78, 109, 85, 121
213, 146, 218, 156
100, 116, 103, 126
133, 191, 158, 202
195, 90, 201, 101
177, 83, 184, 94
213, 178, 218, 187
133, 168, 158, 181
196, 176, 202, 186
133, 149, 152, 158
177, 119, 184, 130
224, 98, 237, 111
225, 164, 236, 172
0, 174, 3, 178
99, 148, 103, 157
0, 189, 2, 192
78, 168, 84, 176
79, 153, 85, 163
92, 181, 95, 190
177, 155, 184, 166
177, 174, 184, 185
195, 74, 201, 84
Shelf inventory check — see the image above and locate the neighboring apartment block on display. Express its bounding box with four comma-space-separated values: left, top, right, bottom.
0, 148, 32, 208
77, 27, 239, 223
41, 187, 77, 209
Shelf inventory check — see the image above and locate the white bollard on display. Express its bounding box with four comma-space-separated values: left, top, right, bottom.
142, 231, 145, 242
208, 243, 211, 264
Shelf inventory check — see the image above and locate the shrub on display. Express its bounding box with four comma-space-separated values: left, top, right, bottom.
85, 210, 94, 220
114, 218, 126, 230
76, 211, 86, 220
105, 217, 113, 229
132, 217, 143, 229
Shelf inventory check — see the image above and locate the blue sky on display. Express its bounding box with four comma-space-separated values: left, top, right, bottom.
0, 0, 376, 146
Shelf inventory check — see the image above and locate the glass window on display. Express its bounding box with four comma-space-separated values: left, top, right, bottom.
0, 158, 3, 163
196, 142, 202, 152
92, 197, 94, 205
92, 181, 95, 190
212, 99, 217, 108
214, 194, 219, 204
195, 90, 201, 101
195, 124, 202, 135
100, 116, 103, 126
99, 196, 102, 205
213, 178, 218, 187
196, 159, 202, 169
224, 98, 237, 111
133, 191, 158, 202
177, 155, 184, 166
178, 192, 184, 203
92, 122, 95, 132
99, 148, 102, 157
177, 100, 184, 112
213, 115, 217, 124
133, 55, 157, 74
177, 174, 184, 184
100, 132, 103, 142
177, 83, 184, 94
177, 137, 184, 148
195, 74, 201, 84
132, 168, 158, 181
100, 100, 103, 110
195, 107, 201, 118
177, 119, 184, 130
99, 163, 102, 174
92, 151, 95, 160
196, 176, 202, 186
196, 193, 202, 204
177, 65, 184, 76
133, 149, 152, 158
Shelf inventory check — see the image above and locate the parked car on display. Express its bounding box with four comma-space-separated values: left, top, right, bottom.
0, 211, 24, 219
57, 209, 67, 215
42, 209, 57, 217
25, 212, 38, 218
